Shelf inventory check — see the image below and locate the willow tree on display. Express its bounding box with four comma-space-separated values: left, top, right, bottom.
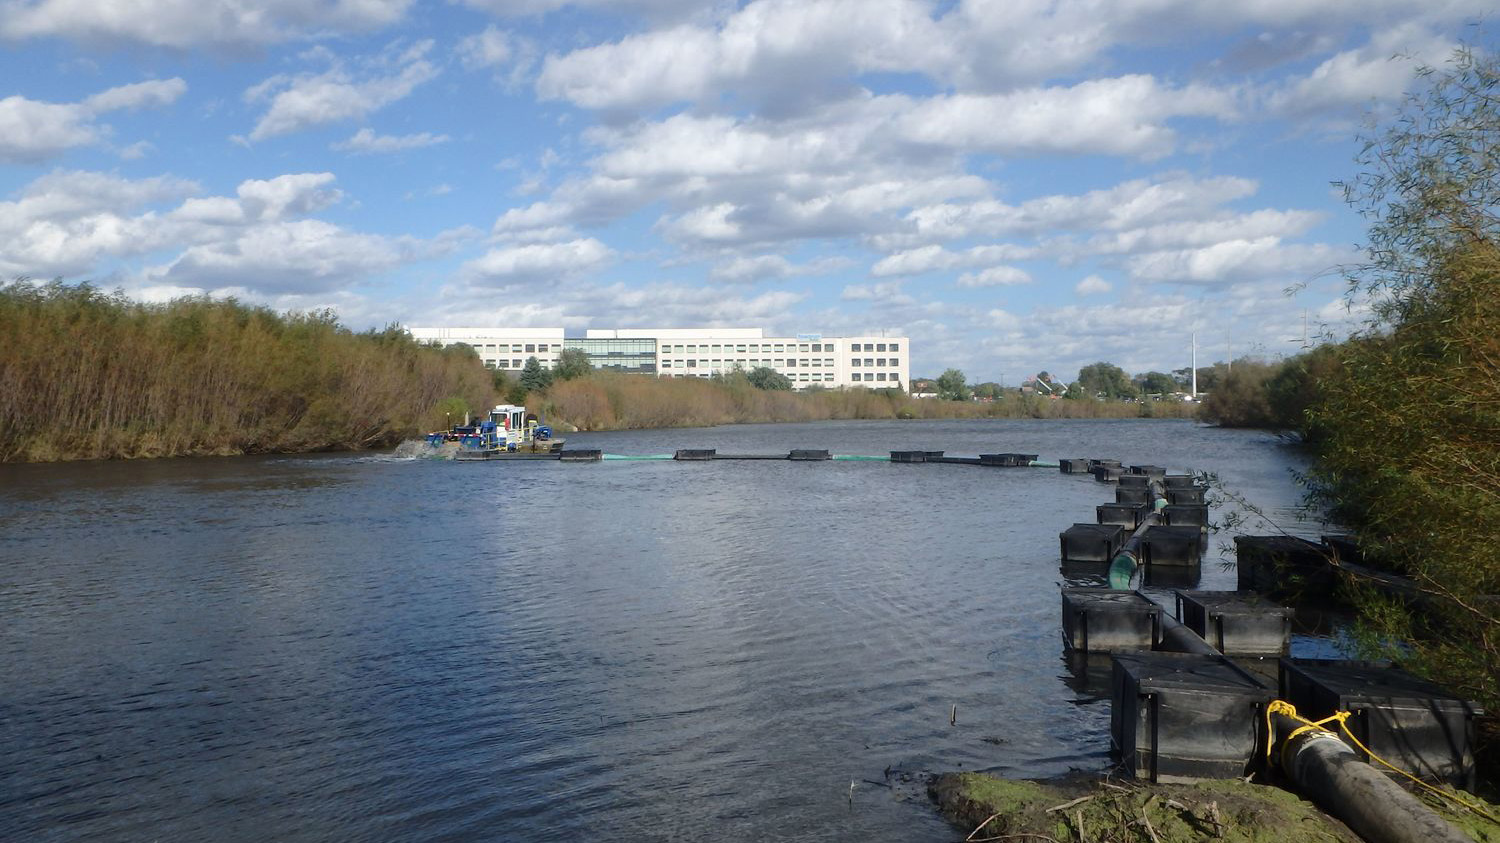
1309, 47, 1500, 710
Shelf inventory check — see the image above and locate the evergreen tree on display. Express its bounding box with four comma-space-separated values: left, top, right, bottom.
520, 356, 552, 392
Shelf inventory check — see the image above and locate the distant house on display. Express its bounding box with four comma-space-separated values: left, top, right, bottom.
910, 378, 938, 398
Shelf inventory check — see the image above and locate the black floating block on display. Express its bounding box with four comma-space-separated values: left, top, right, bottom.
1163, 474, 1199, 489
1097, 503, 1149, 529
924, 450, 945, 459
1061, 588, 1161, 653
1321, 534, 1364, 565
1280, 659, 1484, 789
978, 453, 1006, 466
1061, 523, 1125, 562
1118, 474, 1151, 488
1093, 465, 1124, 483
1142, 525, 1204, 566
788, 449, 831, 461
1059, 458, 1092, 474
1234, 535, 1332, 595
889, 450, 927, 463
1167, 487, 1206, 505
1130, 465, 1168, 479
674, 449, 716, 461
559, 449, 603, 462
1116, 486, 1151, 505
1162, 504, 1209, 528
1089, 458, 1123, 470
1174, 591, 1290, 655
1113, 653, 1273, 783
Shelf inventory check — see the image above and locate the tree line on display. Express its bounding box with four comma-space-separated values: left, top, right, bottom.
0, 280, 495, 461
923, 362, 1208, 403
1202, 49, 1500, 720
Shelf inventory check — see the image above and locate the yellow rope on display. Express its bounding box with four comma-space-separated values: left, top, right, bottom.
1265, 698, 1499, 824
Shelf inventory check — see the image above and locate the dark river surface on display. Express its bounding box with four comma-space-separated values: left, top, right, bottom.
0, 418, 1333, 842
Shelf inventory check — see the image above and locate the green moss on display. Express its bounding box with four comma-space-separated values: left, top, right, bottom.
931, 773, 1361, 843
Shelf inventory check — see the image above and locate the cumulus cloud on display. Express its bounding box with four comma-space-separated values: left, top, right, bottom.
956, 265, 1032, 288
331, 127, 450, 153
871, 244, 1034, 278
1076, 275, 1112, 295
1266, 23, 1454, 119
245, 41, 439, 141
0, 78, 186, 163
0, 0, 413, 49
0, 169, 435, 294
461, 238, 615, 284
1127, 237, 1353, 286
708, 253, 850, 283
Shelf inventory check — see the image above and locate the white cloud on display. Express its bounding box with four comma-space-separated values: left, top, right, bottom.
708, 253, 849, 283
235, 173, 343, 221
0, 0, 413, 49
245, 42, 439, 141
893, 76, 1237, 160
898, 175, 1260, 245
0, 169, 434, 295
956, 265, 1032, 287
0, 78, 186, 163
150, 220, 404, 292
840, 281, 910, 303
871, 244, 1034, 277
1127, 237, 1352, 285
331, 127, 450, 153
458, 25, 516, 70
461, 238, 615, 284
1076, 275, 1112, 295
82, 78, 187, 111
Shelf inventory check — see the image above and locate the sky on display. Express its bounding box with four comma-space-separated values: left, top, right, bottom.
2, 1, 1494, 383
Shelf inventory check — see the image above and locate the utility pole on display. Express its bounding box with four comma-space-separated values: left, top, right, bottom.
1191, 332, 1197, 398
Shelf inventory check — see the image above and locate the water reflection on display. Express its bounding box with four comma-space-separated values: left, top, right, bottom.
0, 419, 1320, 842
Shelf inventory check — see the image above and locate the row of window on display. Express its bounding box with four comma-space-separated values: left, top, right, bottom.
850, 372, 900, 382
475, 343, 561, 354
660, 358, 840, 369
850, 358, 895, 367
467, 340, 901, 355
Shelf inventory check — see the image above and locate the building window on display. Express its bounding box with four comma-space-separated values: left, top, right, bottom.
851, 359, 861, 367
785, 359, 796, 367
890, 343, 900, 352
775, 344, 785, 352
524, 344, 535, 353
877, 343, 887, 352
864, 358, 873, 366
877, 372, 888, 381
889, 373, 899, 383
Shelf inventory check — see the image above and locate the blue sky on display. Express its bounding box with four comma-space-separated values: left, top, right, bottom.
2, 1, 1493, 383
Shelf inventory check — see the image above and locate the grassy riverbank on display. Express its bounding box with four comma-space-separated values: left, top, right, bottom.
533, 370, 1195, 432
930, 771, 1500, 843
0, 280, 493, 462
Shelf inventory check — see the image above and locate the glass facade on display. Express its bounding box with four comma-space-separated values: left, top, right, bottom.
564, 338, 657, 373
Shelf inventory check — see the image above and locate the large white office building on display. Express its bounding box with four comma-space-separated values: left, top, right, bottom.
406, 327, 911, 391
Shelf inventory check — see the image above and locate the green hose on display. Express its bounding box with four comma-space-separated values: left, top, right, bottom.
1108, 553, 1138, 589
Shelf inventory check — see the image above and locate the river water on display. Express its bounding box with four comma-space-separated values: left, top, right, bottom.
1, 419, 1326, 842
